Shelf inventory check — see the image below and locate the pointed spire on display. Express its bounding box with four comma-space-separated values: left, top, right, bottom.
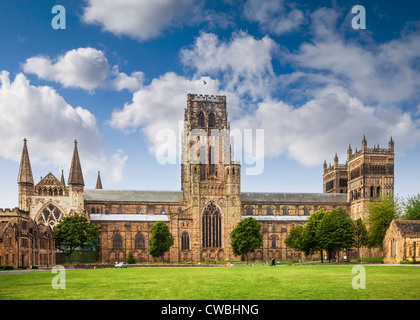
18, 138, 34, 185
389, 136, 394, 152
60, 169, 66, 186
362, 135, 367, 151
68, 140, 84, 186
334, 153, 339, 168
96, 171, 103, 189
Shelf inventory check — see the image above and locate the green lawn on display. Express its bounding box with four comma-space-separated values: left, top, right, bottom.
0, 265, 419, 300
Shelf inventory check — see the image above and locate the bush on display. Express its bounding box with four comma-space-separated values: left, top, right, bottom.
400, 259, 420, 264
126, 251, 136, 264
1, 265, 14, 270
18, 266, 28, 269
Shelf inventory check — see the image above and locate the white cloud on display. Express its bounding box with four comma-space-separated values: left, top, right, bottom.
82, 0, 196, 42
180, 31, 279, 101
0, 71, 127, 183
242, 0, 306, 35
22, 47, 144, 92
233, 85, 420, 166
110, 149, 128, 183
281, 8, 420, 106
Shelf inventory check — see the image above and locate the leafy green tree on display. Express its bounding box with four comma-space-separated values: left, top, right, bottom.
301, 209, 326, 262
52, 214, 101, 264
284, 224, 304, 261
367, 195, 400, 249
315, 208, 355, 262
402, 194, 420, 220
126, 251, 136, 264
353, 218, 369, 262
230, 217, 263, 264
148, 221, 174, 263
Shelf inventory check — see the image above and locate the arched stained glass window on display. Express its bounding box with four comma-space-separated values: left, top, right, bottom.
113, 233, 123, 249
36, 203, 64, 228
202, 202, 222, 248
134, 233, 145, 249
271, 236, 277, 248
181, 232, 190, 250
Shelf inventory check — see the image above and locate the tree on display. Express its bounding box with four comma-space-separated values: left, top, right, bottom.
284, 224, 304, 261
52, 214, 101, 264
402, 194, 420, 220
353, 218, 369, 262
148, 221, 174, 263
301, 209, 326, 262
315, 208, 355, 262
230, 217, 263, 264
126, 251, 136, 264
367, 195, 400, 249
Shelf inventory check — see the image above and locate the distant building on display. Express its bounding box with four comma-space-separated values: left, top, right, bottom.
383, 220, 420, 264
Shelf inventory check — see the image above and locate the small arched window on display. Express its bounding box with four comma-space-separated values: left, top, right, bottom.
198, 112, 205, 127
208, 113, 215, 127
271, 236, 277, 248
181, 232, 190, 250
247, 207, 253, 215
267, 207, 273, 215
161, 207, 166, 214
282, 207, 289, 215
304, 207, 309, 216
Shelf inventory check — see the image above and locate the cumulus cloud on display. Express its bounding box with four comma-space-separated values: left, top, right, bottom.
0, 71, 127, 182
22, 47, 143, 92
242, 0, 306, 35
233, 86, 420, 166
180, 31, 279, 101
281, 8, 420, 106
82, 0, 196, 42
108, 20, 420, 169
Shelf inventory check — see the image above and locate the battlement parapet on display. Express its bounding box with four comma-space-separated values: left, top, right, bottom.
0, 208, 20, 216
188, 94, 226, 102
348, 147, 392, 161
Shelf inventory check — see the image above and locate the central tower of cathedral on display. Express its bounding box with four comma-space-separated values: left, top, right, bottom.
181, 94, 241, 261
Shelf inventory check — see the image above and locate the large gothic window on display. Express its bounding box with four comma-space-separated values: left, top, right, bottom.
202, 202, 222, 248
113, 233, 123, 249
36, 204, 64, 228
134, 233, 145, 249
181, 232, 190, 250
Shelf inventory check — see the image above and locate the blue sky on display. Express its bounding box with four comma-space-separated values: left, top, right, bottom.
0, 0, 419, 208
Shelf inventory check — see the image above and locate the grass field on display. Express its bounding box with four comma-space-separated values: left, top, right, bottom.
0, 265, 419, 300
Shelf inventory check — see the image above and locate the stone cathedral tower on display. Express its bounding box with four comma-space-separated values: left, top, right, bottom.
323, 136, 394, 220
181, 94, 241, 261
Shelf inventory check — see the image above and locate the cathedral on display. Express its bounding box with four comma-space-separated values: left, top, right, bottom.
0, 94, 395, 266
